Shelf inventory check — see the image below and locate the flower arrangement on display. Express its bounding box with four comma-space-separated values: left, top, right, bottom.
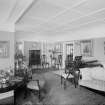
0, 68, 12, 85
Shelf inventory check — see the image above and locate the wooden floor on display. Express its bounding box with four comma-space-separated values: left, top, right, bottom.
16, 70, 105, 105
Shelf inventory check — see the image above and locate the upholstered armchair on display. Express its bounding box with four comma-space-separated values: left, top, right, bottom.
24, 68, 45, 101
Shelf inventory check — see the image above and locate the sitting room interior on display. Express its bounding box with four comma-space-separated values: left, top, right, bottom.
0, 0, 105, 105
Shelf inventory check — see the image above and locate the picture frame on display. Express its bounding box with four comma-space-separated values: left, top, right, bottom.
80, 40, 93, 57
0, 41, 10, 58
55, 43, 63, 53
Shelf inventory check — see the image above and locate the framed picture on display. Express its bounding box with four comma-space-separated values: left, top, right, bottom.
80, 40, 93, 57
0, 41, 10, 58
54, 43, 63, 53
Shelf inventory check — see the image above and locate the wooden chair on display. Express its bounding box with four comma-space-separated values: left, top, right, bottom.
61, 57, 81, 89
26, 79, 41, 100
24, 69, 45, 101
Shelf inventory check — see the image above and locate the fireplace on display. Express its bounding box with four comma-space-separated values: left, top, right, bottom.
29, 50, 41, 66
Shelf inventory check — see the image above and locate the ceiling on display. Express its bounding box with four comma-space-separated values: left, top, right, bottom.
0, 0, 34, 25
0, 0, 105, 34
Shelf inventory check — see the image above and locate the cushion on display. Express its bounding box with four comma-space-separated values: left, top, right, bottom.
61, 73, 74, 79
27, 80, 45, 90
27, 81, 39, 90
82, 57, 97, 62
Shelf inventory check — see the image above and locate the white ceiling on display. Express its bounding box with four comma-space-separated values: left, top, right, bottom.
0, 0, 34, 24
0, 0, 105, 34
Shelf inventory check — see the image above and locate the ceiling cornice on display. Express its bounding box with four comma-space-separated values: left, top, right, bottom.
7, 0, 35, 24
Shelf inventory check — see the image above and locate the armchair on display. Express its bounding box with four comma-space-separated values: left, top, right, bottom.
26, 79, 40, 99
24, 69, 45, 101
61, 56, 82, 89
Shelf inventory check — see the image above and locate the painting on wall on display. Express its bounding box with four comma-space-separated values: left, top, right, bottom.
0, 41, 10, 58
80, 40, 93, 57
54, 43, 63, 53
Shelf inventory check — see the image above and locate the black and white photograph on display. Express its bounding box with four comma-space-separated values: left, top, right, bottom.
0, 0, 105, 105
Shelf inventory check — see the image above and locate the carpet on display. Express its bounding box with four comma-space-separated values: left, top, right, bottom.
43, 72, 105, 105
16, 71, 105, 105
